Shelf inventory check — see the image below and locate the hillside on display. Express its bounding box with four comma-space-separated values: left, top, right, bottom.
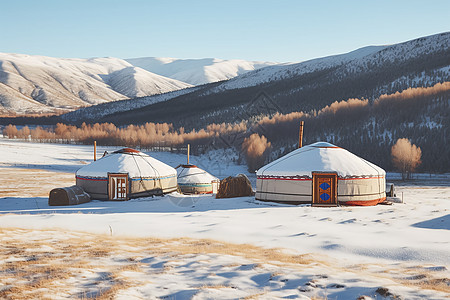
59, 32, 450, 173
125, 57, 278, 85
0, 53, 192, 114
63, 32, 450, 126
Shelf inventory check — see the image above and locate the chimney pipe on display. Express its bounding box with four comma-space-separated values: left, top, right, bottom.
187, 144, 190, 164
298, 121, 304, 148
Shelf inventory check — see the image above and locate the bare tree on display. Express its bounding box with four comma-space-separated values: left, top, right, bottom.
17, 126, 31, 139
242, 133, 271, 172
3, 124, 18, 138
391, 138, 422, 180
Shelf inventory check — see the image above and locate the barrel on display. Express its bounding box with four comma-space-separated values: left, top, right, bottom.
49, 185, 91, 206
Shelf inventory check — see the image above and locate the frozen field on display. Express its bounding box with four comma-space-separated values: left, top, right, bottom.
0, 138, 449, 299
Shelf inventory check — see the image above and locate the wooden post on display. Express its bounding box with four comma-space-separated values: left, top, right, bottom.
94, 141, 97, 161
187, 144, 190, 164
298, 121, 304, 148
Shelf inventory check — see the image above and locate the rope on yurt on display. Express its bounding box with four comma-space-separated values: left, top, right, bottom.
262, 171, 268, 199
358, 156, 383, 198
177, 169, 208, 180
262, 147, 315, 170
136, 152, 164, 193
175, 164, 209, 180
130, 152, 147, 192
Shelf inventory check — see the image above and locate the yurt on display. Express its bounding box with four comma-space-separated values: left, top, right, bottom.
176, 164, 219, 194
76, 148, 177, 200
256, 142, 386, 206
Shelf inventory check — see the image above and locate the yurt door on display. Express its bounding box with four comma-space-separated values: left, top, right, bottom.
312, 172, 337, 206
108, 173, 129, 201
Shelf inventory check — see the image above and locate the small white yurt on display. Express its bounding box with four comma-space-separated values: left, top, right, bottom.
176, 164, 219, 194
256, 142, 386, 206
76, 148, 177, 200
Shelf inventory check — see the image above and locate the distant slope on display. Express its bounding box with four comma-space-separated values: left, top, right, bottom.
0, 82, 56, 115
0, 53, 192, 114
62, 85, 203, 124
125, 57, 278, 85
63, 32, 450, 125
213, 45, 388, 91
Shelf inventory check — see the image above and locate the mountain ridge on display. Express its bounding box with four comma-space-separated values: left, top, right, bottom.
125, 57, 278, 85
0, 53, 192, 114
61, 32, 449, 125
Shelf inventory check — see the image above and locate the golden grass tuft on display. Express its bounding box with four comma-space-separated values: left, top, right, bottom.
242, 292, 268, 299
199, 284, 234, 289
400, 273, 450, 294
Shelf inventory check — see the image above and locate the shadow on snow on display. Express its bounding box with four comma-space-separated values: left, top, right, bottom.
412, 214, 450, 230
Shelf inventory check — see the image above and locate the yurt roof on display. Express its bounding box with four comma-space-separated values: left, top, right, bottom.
176, 164, 219, 184
257, 142, 385, 178
76, 148, 176, 178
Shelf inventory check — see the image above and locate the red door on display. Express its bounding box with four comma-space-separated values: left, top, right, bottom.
108, 173, 129, 201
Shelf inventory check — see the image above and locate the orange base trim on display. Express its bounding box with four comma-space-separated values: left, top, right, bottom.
340, 197, 386, 206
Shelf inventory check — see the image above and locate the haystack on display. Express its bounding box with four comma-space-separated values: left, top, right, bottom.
216, 174, 254, 199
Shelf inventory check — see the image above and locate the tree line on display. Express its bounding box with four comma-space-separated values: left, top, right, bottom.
3, 82, 449, 173
92, 48, 450, 129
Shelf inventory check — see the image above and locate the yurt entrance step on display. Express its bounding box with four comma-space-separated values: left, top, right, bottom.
312, 172, 338, 207
108, 173, 129, 201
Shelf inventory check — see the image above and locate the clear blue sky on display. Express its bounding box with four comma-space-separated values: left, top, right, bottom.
1, 0, 449, 62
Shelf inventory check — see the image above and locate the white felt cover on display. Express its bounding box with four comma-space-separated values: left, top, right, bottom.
257, 142, 385, 178
76, 150, 176, 178
177, 165, 218, 184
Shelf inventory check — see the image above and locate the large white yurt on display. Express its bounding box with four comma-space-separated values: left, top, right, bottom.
76, 148, 177, 200
256, 142, 386, 206
176, 164, 219, 194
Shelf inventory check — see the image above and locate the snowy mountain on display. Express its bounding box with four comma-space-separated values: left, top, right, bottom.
125, 57, 278, 85
0, 53, 192, 114
211, 45, 388, 91
62, 32, 450, 124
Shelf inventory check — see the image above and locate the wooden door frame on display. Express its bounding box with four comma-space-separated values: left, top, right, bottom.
108, 173, 129, 201
312, 172, 338, 207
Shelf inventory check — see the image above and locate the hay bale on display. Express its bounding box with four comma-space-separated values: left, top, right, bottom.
216, 174, 254, 199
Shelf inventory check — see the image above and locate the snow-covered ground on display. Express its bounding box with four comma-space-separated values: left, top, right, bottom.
0, 138, 449, 299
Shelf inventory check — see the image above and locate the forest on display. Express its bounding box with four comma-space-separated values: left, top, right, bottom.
3, 82, 449, 173
89, 48, 450, 129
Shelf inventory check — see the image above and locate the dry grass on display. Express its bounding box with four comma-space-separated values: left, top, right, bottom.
153, 238, 314, 266
0, 229, 133, 299
0, 167, 75, 198
399, 270, 450, 294
0, 228, 448, 299
242, 292, 268, 299
0, 228, 316, 299
337, 263, 450, 294
199, 284, 234, 289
